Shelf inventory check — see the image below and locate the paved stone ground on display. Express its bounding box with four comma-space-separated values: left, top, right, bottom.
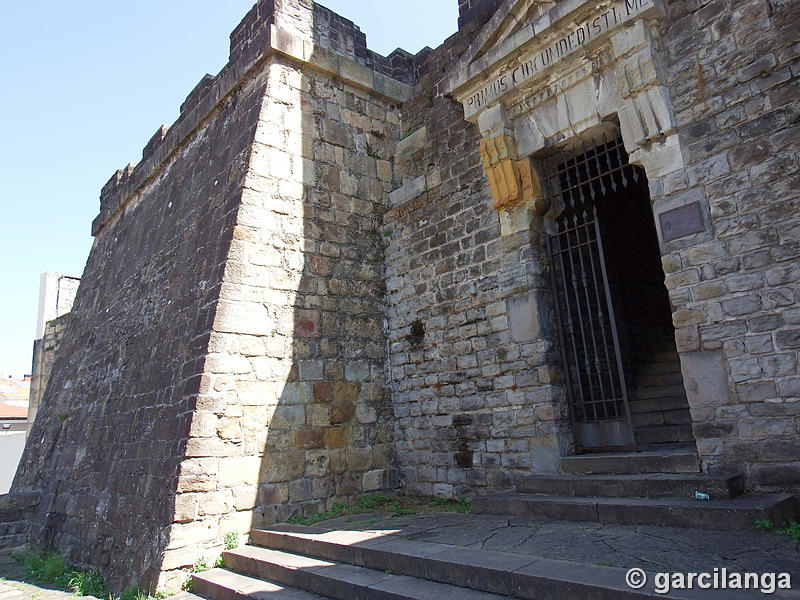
2, 514, 798, 598
306, 511, 800, 579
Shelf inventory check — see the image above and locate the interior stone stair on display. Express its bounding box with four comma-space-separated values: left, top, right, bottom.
471, 448, 800, 530
629, 350, 694, 447
191, 524, 777, 599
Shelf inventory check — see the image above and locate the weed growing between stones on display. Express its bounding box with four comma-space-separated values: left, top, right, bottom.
224, 532, 239, 550
12, 551, 107, 597
180, 550, 227, 593
754, 520, 800, 554
287, 493, 472, 526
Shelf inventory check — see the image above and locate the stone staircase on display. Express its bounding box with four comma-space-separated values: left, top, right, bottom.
0, 491, 39, 551
190, 523, 769, 600
629, 349, 694, 447
472, 448, 800, 530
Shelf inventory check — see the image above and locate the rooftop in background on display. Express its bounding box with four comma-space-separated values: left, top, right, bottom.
0, 377, 30, 420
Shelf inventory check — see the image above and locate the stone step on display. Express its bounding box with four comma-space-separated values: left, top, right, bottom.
634, 358, 682, 376
629, 397, 690, 415
516, 472, 745, 499
559, 449, 700, 474
241, 526, 760, 600
631, 409, 692, 426
472, 492, 799, 530
635, 424, 694, 445
629, 383, 687, 401
221, 544, 509, 600
632, 371, 685, 388
193, 567, 329, 600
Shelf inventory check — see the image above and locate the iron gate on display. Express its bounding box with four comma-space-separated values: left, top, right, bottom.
546, 135, 640, 452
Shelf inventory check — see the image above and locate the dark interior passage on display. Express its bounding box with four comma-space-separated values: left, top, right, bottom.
597, 170, 694, 449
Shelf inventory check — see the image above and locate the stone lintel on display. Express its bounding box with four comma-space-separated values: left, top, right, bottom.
447, 0, 665, 121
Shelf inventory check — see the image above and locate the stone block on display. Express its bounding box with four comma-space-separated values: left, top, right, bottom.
270, 405, 306, 429
736, 381, 778, 403
776, 329, 800, 349
167, 521, 218, 550
296, 429, 324, 450
173, 494, 197, 523
751, 464, 800, 487
346, 447, 373, 471
219, 510, 254, 534
185, 437, 238, 458
204, 353, 252, 375
262, 452, 304, 483
214, 300, 272, 336
674, 325, 699, 352
232, 486, 259, 510
324, 426, 351, 448
679, 351, 732, 407
294, 309, 321, 338
198, 492, 232, 516
362, 469, 387, 491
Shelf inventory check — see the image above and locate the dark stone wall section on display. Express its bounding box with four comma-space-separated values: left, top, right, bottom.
13, 63, 271, 591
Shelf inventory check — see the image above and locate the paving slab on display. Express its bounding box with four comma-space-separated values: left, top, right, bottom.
295, 510, 800, 585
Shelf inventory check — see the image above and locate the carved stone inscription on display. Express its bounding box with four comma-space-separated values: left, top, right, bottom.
465, 0, 653, 118
659, 201, 704, 242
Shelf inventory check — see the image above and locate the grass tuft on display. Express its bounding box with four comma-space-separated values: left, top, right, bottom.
287, 494, 471, 526
223, 532, 239, 550
12, 549, 175, 600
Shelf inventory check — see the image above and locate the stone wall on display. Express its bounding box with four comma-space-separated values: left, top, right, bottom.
29, 312, 73, 429
384, 16, 569, 497
9, 0, 800, 592
658, 0, 800, 489
388, 0, 800, 495
166, 40, 405, 588
15, 50, 269, 588
13, 0, 411, 590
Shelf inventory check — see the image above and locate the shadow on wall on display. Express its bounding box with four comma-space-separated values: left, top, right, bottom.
242, 2, 398, 535
11, 0, 404, 591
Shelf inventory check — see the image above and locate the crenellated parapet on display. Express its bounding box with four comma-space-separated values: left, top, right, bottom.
93, 0, 415, 238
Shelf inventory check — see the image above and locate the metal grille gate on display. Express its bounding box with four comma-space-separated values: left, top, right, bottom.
546, 136, 641, 452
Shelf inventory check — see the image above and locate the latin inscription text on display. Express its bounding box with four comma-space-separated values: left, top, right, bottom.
466, 0, 651, 116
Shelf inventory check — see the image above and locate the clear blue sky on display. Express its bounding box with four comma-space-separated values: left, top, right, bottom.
0, 1, 458, 377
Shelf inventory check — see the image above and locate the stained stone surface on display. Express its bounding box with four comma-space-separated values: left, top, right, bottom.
303, 512, 800, 578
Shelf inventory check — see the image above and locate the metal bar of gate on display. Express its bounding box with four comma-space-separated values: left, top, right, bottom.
546, 135, 639, 451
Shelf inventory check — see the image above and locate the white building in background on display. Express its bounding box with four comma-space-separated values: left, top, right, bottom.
35, 271, 80, 339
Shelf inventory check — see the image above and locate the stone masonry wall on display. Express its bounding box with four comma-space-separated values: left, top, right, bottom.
14, 0, 411, 590
657, 0, 800, 490
13, 32, 272, 592
29, 312, 73, 429
166, 48, 403, 585
384, 17, 569, 498
0, 491, 40, 551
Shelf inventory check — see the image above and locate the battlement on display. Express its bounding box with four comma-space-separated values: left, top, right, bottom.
457, 0, 503, 30
93, 0, 419, 237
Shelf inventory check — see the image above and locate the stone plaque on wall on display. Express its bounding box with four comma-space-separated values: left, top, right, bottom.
659, 201, 704, 242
